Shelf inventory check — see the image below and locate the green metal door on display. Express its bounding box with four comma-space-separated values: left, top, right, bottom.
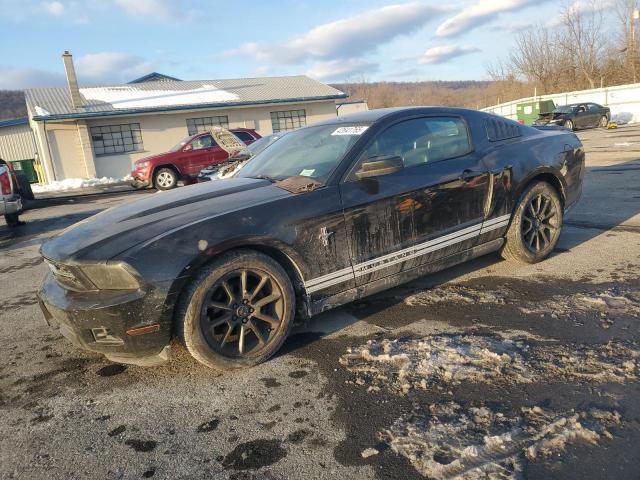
10, 159, 38, 183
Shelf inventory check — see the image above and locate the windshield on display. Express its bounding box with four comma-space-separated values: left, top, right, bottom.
554, 105, 575, 114
246, 133, 284, 156
237, 124, 367, 183
170, 135, 194, 152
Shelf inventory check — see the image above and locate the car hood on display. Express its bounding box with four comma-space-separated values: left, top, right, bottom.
41, 178, 290, 262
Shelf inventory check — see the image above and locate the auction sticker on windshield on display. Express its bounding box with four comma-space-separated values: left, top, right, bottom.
331, 126, 369, 136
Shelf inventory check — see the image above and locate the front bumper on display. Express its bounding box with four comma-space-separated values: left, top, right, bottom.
38, 272, 172, 366
1, 195, 22, 215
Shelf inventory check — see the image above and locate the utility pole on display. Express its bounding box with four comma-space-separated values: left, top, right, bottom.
633, 6, 639, 83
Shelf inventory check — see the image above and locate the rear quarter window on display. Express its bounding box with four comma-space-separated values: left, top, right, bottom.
485, 118, 522, 142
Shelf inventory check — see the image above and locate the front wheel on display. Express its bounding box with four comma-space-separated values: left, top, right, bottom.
563, 120, 574, 131
176, 250, 295, 370
599, 116, 608, 128
154, 168, 178, 190
501, 181, 563, 264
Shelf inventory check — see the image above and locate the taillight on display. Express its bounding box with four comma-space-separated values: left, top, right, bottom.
0, 171, 11, 195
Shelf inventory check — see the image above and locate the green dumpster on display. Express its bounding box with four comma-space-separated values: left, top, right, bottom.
516, 100, 556, 125
10, 159, 38, 183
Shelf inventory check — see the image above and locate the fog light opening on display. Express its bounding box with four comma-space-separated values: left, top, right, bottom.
91, 327, 124, 345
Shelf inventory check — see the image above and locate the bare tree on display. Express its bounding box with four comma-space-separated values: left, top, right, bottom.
559, 0, 608, 89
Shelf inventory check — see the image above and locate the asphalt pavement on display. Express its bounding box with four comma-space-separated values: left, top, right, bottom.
1, 125, 639, 480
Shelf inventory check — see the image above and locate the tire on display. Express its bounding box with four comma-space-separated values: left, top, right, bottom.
501, 181, 563, 264
176, 249, 296, 370
4, 212, 20, 227
16, 174, 34, 200
599, 116, 608, 128
154, 167, 178, 190
563, 119, 574, 131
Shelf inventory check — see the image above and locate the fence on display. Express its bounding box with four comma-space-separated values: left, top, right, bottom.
482, 82, 640, 123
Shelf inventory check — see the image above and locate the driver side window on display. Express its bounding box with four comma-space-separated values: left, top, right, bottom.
192, 135, 215, 150
363, 117, 471, 169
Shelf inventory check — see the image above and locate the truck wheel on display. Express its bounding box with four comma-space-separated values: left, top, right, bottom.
4, 213, 20, 227
154, 168, 178, 190
176, 249, 295, 370
563, 120, 574, 131
501, 181, 563, 264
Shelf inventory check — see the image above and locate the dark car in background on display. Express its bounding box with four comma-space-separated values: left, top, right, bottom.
39, 107, 584, 371
534, 102, 610, 130
131, 128, 260, 190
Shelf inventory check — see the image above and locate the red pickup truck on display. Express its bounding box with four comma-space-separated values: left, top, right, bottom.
131, 128, 260, 190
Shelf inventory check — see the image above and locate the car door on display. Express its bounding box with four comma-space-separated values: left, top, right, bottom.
574, 104, 589, 128
339, 116, 488, 287
188, 134, 217, 175
587, 103, 602, 127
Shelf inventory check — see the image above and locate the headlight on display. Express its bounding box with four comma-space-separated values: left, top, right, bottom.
136, 161, 150, 169
47, 261, 140, 291
81, 263, 140, 290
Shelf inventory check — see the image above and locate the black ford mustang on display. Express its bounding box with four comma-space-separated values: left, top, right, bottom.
38, 107, 585, 370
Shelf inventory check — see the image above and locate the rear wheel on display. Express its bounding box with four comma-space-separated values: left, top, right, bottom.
176, 250, 295, 370
501, 181, 563, 264
154, 168, 178, 190
599, 116, 608, 128
563, 119, 574, 131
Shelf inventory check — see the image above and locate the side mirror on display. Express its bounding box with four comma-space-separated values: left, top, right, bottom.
355, 155, 403, 180
183, 144, 193, 152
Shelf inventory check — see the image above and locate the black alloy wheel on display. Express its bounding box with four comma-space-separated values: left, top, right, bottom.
201, 268, 284, 358
177, 249, 295, 370
521, 192, 560, 254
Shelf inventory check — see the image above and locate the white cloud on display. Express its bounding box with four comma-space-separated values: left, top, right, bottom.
112, 0, 179, 21
42, 1, 64, 15
75, 52, 154, 84
228, 2, 444, 65
436, 0, 548, 38
306, 59, 379, 81
0, 67, 66, 89
418, 45, 481, 64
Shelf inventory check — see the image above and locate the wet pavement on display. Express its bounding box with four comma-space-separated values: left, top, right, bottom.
1, 125, 639, 479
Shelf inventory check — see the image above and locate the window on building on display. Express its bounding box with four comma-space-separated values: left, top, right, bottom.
90, 123, 143, 156
270, 109, 306, 133
186, 116, 229, 135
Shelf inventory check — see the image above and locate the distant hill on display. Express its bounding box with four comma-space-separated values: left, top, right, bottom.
331, 80, 530, 110
0, 91, 27, 121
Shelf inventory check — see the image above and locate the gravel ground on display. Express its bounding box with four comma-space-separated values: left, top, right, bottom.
1, 125, 639, 480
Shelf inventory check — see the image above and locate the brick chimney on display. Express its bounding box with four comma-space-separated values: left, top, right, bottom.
62, 51, 83, 110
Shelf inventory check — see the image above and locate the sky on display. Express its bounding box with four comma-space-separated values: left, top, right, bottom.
0, 0, 614, 89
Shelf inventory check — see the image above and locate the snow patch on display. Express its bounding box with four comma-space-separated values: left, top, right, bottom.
340, 334, 638, 394
34, 106, 51, 116
381, 402, 619, 480
80, 85, 239, 110
32, 176, 132, 193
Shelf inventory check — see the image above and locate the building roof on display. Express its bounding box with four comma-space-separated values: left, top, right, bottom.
0, 118, 29, 128
25, 76, 347, 122
128, 72, 182, 83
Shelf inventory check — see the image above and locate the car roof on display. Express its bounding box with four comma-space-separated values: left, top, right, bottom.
313, 106, 482, 127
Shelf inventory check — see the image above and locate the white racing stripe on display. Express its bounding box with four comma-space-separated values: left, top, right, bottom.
304, 214, 512, 294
